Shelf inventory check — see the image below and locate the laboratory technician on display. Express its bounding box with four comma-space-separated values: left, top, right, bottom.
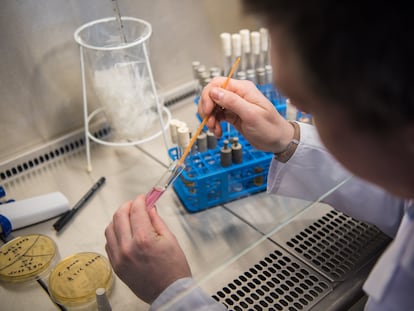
104, 1, 414, 310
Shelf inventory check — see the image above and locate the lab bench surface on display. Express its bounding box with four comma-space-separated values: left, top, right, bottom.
0, 99, 389, 311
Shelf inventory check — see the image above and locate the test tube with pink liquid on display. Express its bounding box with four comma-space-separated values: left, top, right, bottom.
145, 161, 185, 211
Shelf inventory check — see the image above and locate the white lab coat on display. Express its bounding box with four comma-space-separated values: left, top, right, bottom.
151, 122, 414, 311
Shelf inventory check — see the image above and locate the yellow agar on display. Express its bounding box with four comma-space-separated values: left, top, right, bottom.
48, 252, 113, 307
0, 234, 57, 283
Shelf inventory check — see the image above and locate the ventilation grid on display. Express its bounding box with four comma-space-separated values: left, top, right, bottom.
0, 126, 110, 181
162, 80, 199, 107
164, 87, 198, 107
212, 248, 331, 311
284, 209, 391, 282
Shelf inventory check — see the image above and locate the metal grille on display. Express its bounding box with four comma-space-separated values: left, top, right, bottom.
162, 80, 198, 107
0, 125, 110, 181
212, 247, 332, 311
284, 209, 390, 281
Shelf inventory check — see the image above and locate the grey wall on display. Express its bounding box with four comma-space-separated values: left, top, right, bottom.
0, 0, 260, 162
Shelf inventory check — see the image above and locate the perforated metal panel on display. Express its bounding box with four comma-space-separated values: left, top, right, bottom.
0, 124, 110, 182
212, 246, 332, 311
210, 204, 390, 310
279, 209, 391, 282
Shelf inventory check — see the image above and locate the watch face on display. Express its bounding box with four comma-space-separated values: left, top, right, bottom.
0, 234, 58, 283
48, 252, 113, 308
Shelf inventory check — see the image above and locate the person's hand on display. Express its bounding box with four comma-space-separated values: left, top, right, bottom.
105, 195, 191, 304
199, 77, 294, 153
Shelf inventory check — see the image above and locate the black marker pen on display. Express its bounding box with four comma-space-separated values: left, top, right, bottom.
53, 177, 106, 233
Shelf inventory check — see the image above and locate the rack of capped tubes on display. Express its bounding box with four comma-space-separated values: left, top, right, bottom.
192, 27, 315, 123
192, 27, 287, 118
168, 119, 273, 212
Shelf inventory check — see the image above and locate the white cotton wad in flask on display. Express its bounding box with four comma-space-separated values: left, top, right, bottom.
0, 192, 70, 237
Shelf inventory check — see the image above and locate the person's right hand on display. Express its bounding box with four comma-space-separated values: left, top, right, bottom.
105, 195, 192, 304
199, 77, 295, 154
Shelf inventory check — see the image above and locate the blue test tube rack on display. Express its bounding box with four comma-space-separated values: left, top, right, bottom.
167, 83, 286, 212
168, 131, 273, 212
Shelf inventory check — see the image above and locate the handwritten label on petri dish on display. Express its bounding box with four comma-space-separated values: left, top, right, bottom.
48, 252, 113, 307
0, 234, 57, 283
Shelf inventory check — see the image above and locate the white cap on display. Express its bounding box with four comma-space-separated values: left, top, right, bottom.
169, 119, 182, 144
220, 32, 232, 57
177, 126, 190, 148
239, 29, 251, 53
251, 31, 261, 55
260, 28, 269, 52
231, 33, 242, 57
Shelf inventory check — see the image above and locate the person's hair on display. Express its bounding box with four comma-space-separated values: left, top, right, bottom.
242, 1, 413, 133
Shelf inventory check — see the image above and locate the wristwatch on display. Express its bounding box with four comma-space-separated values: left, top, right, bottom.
273, 121, 300, 163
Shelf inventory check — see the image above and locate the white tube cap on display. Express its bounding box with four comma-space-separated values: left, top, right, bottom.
231, 33, 242, 57
251, 31, 261, 55
220, 32, 232, 57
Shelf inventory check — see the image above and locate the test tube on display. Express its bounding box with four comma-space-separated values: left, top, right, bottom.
220, 140, 232, 167
207, 130, 217, 149
220, 32, 232, 75
196, 65, 207, 95
265, 65, 273, 84
196, 64, 206, 78
196, 131, 208, 153
236, 71, 247, 80
96, 288, 112, 311
260, 27, 270, 67
251, 31, 261, 70
246, 69, 256, 83
177, 125, 190, 158
231, 137, 243, 164
192, 61, 201, 80
145, 161, 185, 211
199, 71, 211, 88
202, 76, 211, 89
231, 33, 242, 75
256, 67, 266, 86
209, 67, 221, 79
240, 29, 251, 71
169, 119, 182, 145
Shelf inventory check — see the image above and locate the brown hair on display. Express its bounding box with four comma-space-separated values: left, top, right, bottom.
243, 1, 413, 132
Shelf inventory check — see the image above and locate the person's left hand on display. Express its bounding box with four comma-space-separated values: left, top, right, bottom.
105, 194, 192, 304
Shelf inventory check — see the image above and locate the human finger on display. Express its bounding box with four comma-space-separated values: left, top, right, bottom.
147, 206, 172, 237
129, 194, 157, 238
111, 200, 134, 241
198, 77, 227, 117
208, 87, 261, 127
105, 221, 121, 268
200, 77, 265, 115
104, 240, 115, 266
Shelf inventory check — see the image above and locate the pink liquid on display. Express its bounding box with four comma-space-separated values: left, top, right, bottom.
145, 186, 165, 211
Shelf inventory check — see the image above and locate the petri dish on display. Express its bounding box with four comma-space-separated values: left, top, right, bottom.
48, 252, 113, 308
0, 234, 58, 283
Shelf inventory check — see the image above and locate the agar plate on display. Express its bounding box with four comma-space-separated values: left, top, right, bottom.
48, 252, 113, 308
0, 234, 58, 283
